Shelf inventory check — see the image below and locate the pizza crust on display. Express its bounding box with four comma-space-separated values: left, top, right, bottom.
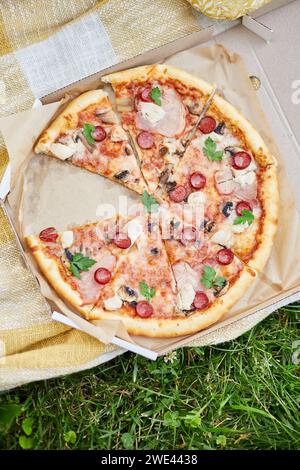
246, 164, 278, 272
212, 94, 276, 167
102, 64, 215, 97
34, 89, 109, 155
26, 233, 257, 338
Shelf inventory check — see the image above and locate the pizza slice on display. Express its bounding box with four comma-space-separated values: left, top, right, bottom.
162, 93, 278, 271
161, 210, 256, 315
102, 64, 214, 195
25, 213, 182, 337
34, 90, 147, 194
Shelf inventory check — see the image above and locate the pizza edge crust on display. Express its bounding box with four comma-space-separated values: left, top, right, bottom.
102, 64, 215, 96
247, 164, 279, 272
213, 94, 276, 167
25, 233, 257, 338
212, 95, 279, 271
34, 89, 109, 154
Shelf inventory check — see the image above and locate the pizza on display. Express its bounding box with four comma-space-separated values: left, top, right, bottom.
27, 65, 279, 338
34, 89, 147, 194
102, 65, 214, 196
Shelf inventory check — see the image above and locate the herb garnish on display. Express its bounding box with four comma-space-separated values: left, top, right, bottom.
139, 281, 156, 303
203, 137, 224, 161
68, 252, 96, 279
141, 190, 159, 213
201, 265, 226, 290
150, 87, 162, 106
234, 209, 254, 226
82, 123, 95, 145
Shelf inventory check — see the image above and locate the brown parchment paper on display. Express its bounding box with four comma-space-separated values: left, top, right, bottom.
1, 44, 300, 355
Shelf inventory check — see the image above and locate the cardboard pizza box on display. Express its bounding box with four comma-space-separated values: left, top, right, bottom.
1, 0, 299, 360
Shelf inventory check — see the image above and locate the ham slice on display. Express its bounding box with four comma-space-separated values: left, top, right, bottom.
215, 168, 234, 195
234, 180, 257, 201
76, 252, 116, 305
135, 87, 186, 137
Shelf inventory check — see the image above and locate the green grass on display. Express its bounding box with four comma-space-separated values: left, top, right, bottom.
0, 308, 300, 450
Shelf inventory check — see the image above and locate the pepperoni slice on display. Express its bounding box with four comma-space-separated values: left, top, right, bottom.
189, 172, 206, 189
140, 86, 153, 102
137, 131, 154, 149
236, 201, 252, 216
92, 126, 107, 142
136, 301, 154, 318
193, 292, 209, 310
113, 233, 131, 249
180, 226, 197, 246
216, 248, 234, 265
198, 116, 216, 134
232, 151, 251, 170
39, 227, 58, 243
94, 267, 111, 285
169, 185, 187, 203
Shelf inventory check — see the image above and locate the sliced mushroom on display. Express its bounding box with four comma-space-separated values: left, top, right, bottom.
204, 220, 215, 233
159, 164, 173, 187
224, 146, 245, 156
214, 122, 225, 135
214, 280, 229, 297
117, 285, 138, 303
114, 170, 129, 181
222, 201, 234, 217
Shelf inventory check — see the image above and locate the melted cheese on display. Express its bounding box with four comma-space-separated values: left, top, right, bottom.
104, 295, 123, 310
60, 230, 74, 248
187, 191, 206, 206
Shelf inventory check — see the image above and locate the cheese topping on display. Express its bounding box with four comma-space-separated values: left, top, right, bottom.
232, 222, 249, 234
60, 230, 74, 249
187, 191, 206, 206
104, 294, 123, 311
139, 102, 166, 124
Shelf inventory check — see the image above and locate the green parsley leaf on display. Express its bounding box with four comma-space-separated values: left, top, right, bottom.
141, 190, 159, 213
201, 265, 226, 290
139, 280, 156, 303
69, 263, 81, 279
203, 137, 224, 161
68, 252, 97, 279
233, 209, 255, 226
201, 265, 216, 289
82, 123, 95, 145
150, 87, 162, 106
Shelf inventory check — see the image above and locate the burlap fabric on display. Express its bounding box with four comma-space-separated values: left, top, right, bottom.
0, 0, 203, 391
187, 0, 271, 19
